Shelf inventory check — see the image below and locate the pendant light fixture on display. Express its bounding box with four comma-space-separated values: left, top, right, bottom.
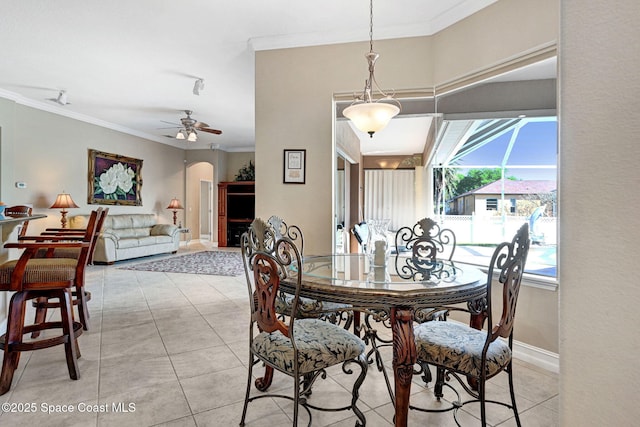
343, 0, 401, 137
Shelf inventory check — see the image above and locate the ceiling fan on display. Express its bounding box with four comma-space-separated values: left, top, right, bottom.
161, 110, 222, 142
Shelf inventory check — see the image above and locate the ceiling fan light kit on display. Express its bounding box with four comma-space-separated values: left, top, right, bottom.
166, 110, 222, 143
343, 0, 401, 137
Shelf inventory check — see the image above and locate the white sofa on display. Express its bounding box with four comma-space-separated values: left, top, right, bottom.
69, 213, 180, 264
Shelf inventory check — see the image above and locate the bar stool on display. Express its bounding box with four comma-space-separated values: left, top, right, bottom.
0, 209, 100, 395
27, 208, 109, 333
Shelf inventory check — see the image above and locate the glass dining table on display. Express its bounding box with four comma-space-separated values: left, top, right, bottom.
281, 253, 486, 427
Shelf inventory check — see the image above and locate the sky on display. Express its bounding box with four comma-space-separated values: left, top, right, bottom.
453, 118, 558, 181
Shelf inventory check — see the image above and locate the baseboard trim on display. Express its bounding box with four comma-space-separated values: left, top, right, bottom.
512, 339, 559, 373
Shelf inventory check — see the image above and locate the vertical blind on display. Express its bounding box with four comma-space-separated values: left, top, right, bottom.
364, 169, 415, 231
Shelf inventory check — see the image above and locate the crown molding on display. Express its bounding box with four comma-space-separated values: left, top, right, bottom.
250, 0, 497, 51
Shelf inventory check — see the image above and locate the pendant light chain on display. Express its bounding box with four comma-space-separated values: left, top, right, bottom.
342, 0, 401, 137
369, 0, 374, 54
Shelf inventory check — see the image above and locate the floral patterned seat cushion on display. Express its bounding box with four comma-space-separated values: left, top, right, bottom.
252, 318, 365, 375
275, 293, 352, 318
414, 321, 511, 378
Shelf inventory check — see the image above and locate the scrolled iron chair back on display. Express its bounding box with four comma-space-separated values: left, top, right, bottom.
484, 222, 531, 345
241, 218, 303, 334
267, 215, 304, 256
395, 217, 456, 280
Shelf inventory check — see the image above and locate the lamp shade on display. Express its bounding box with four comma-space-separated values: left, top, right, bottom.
50, 192, 79, 209
167, 198, 184, 210
343, 102, 400, 137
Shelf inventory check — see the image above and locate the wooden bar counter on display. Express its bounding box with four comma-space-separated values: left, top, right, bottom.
0, 214, 47, 333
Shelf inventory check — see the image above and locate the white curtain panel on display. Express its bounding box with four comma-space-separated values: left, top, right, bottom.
364, 169, 415, 231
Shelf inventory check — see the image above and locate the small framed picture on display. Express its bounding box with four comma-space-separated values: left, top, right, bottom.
283, 149, 306, 184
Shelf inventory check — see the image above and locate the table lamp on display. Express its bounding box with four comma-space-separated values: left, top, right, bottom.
166, 197, 184, 225
50, 192, 79, 228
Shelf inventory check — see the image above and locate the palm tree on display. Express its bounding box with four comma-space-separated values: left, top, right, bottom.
433, 166, 459, 215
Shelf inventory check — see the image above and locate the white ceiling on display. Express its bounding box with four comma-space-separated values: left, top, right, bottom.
0, 0, 499, 152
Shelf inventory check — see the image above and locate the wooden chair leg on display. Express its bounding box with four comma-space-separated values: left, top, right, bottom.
0, 292, 28, 395
30, 296, 48, 338
74, 285, 90, 331
57, 289, 80, 380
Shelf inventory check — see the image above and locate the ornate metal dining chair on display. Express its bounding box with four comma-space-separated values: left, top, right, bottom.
0, 208, 101, 395
240, 218, 368, 427
394, 217, 456, 285
269, 215, 353, 329
411, 223, 531, 427
362, 217, 457, 396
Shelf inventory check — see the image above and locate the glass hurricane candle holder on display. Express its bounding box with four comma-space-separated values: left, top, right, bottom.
366, 219, 391, 283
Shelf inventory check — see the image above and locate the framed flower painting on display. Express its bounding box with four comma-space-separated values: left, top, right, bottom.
88, 149, 143, 206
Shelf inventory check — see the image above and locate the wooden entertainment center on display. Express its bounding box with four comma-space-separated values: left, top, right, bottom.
217, 181, 255, 247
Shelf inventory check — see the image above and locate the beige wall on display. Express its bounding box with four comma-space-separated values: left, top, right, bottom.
255, 0, 559, 354
560, 0, 640, 425
0, 101, 186, 232
256, 36, 434, 256
224, 152, 255, 182
433, 0, 559, 87
0, 99, 188, 329
256, 0, 558, 255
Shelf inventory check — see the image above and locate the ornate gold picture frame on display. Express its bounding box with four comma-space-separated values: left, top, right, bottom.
88, 149, 143, 206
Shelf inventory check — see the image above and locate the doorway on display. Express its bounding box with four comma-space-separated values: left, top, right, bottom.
200, 180, 213, 241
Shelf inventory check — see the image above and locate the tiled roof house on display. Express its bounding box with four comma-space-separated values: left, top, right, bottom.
448, 179, 556, 215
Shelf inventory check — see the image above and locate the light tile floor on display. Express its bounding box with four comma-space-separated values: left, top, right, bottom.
0, 243, 559, 426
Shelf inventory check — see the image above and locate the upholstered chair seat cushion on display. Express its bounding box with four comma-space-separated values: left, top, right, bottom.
275, 294, 352, 318
252, 318, 365, 375
0, 258, 77, 288
414, 321, 511, 378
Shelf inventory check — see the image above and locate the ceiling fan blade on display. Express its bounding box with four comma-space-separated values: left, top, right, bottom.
161, 120, 180, 125
199, 127, 222, 135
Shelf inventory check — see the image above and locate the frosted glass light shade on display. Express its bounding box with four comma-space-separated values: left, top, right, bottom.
343, 102, 400, 137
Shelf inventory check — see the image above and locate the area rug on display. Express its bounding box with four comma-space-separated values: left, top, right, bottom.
120, 250, 244, 276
